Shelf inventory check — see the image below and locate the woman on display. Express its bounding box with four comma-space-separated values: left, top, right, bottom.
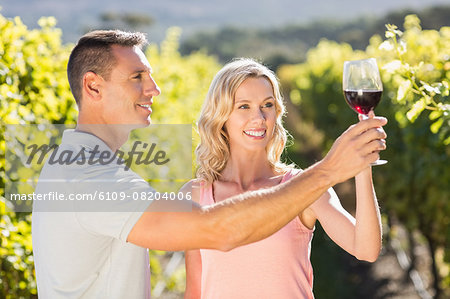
183, 58, 382, 299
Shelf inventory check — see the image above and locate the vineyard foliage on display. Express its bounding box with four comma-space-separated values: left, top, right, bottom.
1, 12, 449, 297
0, 14, 219, 297
279, 15, 449, 291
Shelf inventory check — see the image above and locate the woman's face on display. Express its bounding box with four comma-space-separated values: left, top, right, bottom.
224, 76, 277, 153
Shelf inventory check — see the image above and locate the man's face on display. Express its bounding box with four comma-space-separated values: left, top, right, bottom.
101, 45, 161, 126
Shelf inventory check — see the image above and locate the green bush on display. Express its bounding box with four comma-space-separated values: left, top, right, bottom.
278, 15, 449, 296
0, 14, 220, 298
1, 14, 73, 298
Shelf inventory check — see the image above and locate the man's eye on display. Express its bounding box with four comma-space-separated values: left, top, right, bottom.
133, 74, 142, 79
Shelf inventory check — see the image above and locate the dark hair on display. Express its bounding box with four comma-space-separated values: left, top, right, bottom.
67, 30, 148, 107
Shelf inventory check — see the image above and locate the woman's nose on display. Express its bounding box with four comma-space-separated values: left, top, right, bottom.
251, 108, 266, 124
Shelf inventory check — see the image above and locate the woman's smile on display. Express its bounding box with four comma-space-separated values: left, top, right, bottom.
243, 129, 266, 139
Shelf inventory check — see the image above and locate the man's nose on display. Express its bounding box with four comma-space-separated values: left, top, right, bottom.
143, 75, 161, 97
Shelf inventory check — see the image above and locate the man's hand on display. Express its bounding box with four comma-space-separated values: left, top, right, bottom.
320, 114, 387, 185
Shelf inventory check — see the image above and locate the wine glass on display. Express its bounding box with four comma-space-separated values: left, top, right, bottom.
343, 58, 387, 165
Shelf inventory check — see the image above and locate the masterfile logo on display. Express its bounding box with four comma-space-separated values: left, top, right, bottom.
26, 141, 170, 171
4, 124, 193, 212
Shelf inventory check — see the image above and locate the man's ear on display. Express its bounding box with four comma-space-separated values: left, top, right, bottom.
82, 72, 103, 101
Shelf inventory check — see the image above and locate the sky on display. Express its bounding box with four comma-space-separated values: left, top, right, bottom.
0, 0, 449, 42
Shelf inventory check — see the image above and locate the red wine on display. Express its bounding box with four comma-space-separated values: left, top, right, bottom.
343, 90, 382, 115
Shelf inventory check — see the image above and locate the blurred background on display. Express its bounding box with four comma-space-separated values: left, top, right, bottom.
0, 0, 449, 298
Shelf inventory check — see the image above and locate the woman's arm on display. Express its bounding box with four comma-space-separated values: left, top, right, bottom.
309, 167, 382, 262
353, 167, 382, 261
181, 180, 202, 299
184, 249, 202, 299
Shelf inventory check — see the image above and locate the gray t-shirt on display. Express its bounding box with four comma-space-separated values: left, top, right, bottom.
32, 130, 153, 298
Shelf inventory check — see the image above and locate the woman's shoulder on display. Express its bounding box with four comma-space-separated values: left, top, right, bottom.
282, 166, 303, 180
179, 178, 210, 204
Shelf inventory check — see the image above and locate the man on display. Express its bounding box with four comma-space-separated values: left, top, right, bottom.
32, 30, 387, 298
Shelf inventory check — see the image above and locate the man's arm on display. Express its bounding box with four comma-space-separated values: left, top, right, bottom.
127, 116, 387, 251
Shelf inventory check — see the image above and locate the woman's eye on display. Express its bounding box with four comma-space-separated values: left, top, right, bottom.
133, 74, 142, 79
264, 102, 274, 108
238, 104, 249, 109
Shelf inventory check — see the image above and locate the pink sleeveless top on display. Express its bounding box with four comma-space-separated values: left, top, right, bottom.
199, 169, 315, 299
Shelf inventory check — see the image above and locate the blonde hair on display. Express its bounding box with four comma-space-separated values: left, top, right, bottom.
196, 58, 292, 183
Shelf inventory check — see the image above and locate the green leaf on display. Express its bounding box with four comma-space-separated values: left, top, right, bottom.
421, 81, 440, 94
384, 24, 403, 38
438, 81, 449, 96
397, 80, 411, 102
398, 40, 407, 55
406, 98, 426, 122
382, 60, 402, 73
444, 136, 450, 145
378, 40, 394, 51
37, 16, 57, 28
395, 110, 408, 128
429, 110, 443, 121
385, 31, 396, 39
430, 118, 444, 134
442, 104, 450, 113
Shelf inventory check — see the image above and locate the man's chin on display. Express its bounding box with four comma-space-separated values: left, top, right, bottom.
133, 119, 151, 129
